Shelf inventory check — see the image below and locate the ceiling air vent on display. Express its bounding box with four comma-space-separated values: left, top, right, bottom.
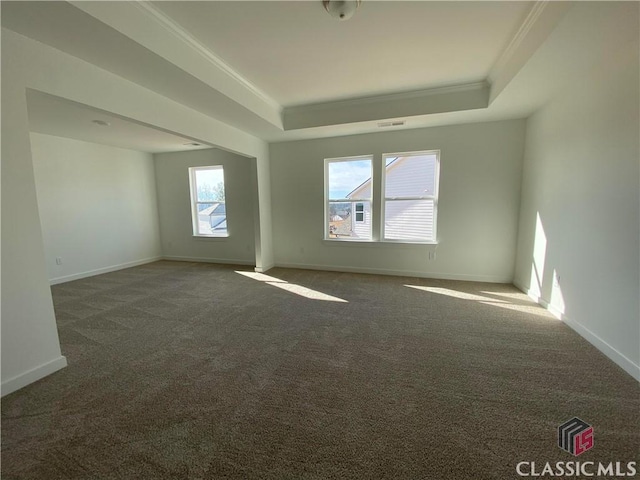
377, 120, 405, 128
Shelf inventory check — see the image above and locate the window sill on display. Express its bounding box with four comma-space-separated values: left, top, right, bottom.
322, 239, 437, 247
192, 235, 229, 241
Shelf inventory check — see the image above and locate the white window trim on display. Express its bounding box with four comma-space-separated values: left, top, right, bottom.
381, 150, 440, 244
189, 165, 229, 238
324, 155, 374, 241
354, 202, 365, 223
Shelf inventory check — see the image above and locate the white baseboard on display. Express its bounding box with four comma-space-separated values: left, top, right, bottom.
162, 255, 255, 266
513, 280, 640, 382
561, 314, 640, 381
1, 356, 67, 397
255, 263, 275, 273
274, 262, 512, 283
50, 256, 163, 285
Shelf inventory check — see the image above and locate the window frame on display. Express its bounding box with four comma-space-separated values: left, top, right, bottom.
381, 150, 440, 244
188, 165, 229, 238
354, 203, 365, 223
324, 155, 373, 241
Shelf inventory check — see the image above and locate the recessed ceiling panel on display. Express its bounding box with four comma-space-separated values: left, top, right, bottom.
27, 91, 212, 153
152, 1, 533, 106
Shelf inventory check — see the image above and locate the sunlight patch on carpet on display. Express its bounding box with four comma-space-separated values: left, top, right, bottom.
405, 285, 507, 302
236, 271, 348, 302
406, 285, 557, 319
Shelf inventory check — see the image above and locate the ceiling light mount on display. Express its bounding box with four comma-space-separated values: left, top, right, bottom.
378, 120, 406, 128
323, 0, 361, 21
92, 119, 111, 127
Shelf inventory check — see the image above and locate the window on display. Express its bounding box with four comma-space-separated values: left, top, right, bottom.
324, 152, 439, 243
189, 166, 228, 237
383, 151, 439, 242
325, 156, 372, 240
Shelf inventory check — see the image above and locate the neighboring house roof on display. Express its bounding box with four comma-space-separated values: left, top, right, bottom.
212, 219, 227, 230
210, 216, 226, 229
346, 157, 402, 199
345, 179, 369, 200
199, 202, 226, 216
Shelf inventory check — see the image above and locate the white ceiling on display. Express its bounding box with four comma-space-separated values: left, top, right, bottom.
152, 1, 532, 106
27, 91, 213, 153
3, 1, 637, 149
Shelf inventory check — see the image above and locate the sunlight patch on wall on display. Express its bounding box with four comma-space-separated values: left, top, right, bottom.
549, 269, 566, 318
235, 271, 348, 302
530, 212, 548, 298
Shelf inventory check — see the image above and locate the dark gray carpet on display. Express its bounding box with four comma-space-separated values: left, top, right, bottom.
2, 261, 638, 479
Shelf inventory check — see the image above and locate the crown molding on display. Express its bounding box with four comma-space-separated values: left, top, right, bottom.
285, 81, 489, 115
488, 1, 572, 103
489, 1, 549, 83
283, 82, 490, 131
131, 1, 282, 112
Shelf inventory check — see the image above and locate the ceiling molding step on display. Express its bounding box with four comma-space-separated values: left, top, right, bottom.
490, 1, 549, 80
69, 0, 283, 128
283, 83, 490, 131
131, 2, 281, 112
2, 28, 264, 158
26, 90, 214, 154
488, 1, 572, 104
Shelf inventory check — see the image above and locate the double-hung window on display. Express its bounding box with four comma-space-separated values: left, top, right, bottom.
189, 166, 228, 237
382, 151, 439, 242
325, 156, 372, 240
324, 151, 440, 243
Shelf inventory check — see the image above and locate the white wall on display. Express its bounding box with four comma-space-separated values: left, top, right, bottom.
155, 149, 256, 265
30, 133, 162, 283
1, 42, 66, 396
270, 120, 526, 282
514, 36, 639, 380
1, 29, 273, 272
1, 28, 273, 394
254, 150, 274, 272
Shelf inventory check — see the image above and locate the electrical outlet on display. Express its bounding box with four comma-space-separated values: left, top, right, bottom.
55, 257, 63, 265
428, 251, 436, 261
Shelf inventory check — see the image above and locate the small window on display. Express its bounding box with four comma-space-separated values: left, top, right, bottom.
382, 151, 439, 242
189, 166, 228, 237
325, 156, 372, 240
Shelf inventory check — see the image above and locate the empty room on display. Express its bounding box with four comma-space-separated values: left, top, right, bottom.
1, 1, 638, 478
